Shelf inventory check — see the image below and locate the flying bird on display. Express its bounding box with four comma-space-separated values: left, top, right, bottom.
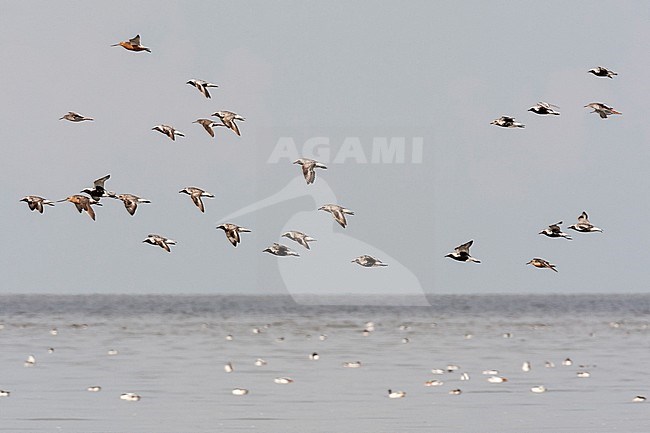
20, 196, 55, 214
584, 102, 621, 119
216, 223, 251, 247
293, 158, 327, 184
80, 174, 112, 201
192, 119, 223, 138
57, 195, 101, 220
179, 187, 214, 213
281, 231, 316, 249
490, 116, 525, 128
352, 255, 388, 267
318, 204, 354, 228
539, 221, 572, 240
445, 240, 481, 263
263, 243, 300, 257
211, 111, 245, 136
59, 111, 94, 122
113, 194, 150, 216
528, 102, 560, 116
152, 125, 185, 141
526, 258, 558, 272
186, 79, 218, 98
111, 34, 151, 52
142, 234, 176, 253
588, 66, 617, 79
567, 211, 603, 233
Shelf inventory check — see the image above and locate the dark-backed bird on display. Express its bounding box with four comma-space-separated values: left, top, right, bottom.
293, 158, 327, 184
20, 196, 55, 214
143, 234, 176, 253
211, 111, 245, 136
526, 258, 558, 272
281, 231, 316, 249
59, 111, 94, 122
179, 187, 214, 213
539, 221, 572, 240
490, 116, 525, 128
584, 102, 621, 119
263, 243, 299, 257
567, 211, 603, 233
528, 102, 560, 116
445, 240, 481, 263
111, 34, 151, 52
187, 79, 218, 98
80, 174, 112, 201
216, 223, 251, 247
588, 66, 617, 79
152, 124, 185, 141
318, 204, 354, 228
352, 255, 388, 267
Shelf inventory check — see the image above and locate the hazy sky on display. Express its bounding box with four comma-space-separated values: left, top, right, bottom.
3, 2, 650, 298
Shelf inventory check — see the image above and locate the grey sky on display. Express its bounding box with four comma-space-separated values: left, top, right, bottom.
3, 2, 649, 296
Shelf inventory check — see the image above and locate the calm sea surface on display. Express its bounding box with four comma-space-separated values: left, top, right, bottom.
1, 294, 649, 433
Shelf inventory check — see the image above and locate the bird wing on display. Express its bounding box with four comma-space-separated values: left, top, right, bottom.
302, 165, 315, 184
331, 209, 347, 228
222, 118, 241, 136
129, 35, 141, 45
578, 212, 589, 223
123, 198, 137, 216
94, 174, 110, 189
226, 229, 240, 246
203, 123, 215, 137
191, 195, 205, 212
456, 240, 473, 253
85, 202, 96, 220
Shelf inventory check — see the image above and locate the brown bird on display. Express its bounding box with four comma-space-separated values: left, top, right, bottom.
211, 111, 245, 136
111, 34, 151, 52
216, 223, 251, 247
179, 187, 214, 213
152, 125, 185, 141
187, 79, 218, 98
192, 119, 224, 138
526, 258, 558, 272
59, 112, 94, 122
318, 204, 354, 228
57, 195, 101, 220
113, 194, 151, 216
293, 159, 327, 184
20, 196, 55, 214
143, 234, 176, 253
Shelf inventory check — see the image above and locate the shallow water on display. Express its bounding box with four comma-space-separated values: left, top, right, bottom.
0, 294, 649, 432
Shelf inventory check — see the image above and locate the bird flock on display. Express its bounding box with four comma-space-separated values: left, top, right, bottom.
20, 36, 615, 274
18, 34, 393, 267
482, 67, 617, 272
